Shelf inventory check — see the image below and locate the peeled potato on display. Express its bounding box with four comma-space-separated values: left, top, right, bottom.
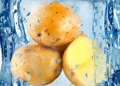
62, 36, 107, 86
11, 43, 62, 86
27, 1, 82, 47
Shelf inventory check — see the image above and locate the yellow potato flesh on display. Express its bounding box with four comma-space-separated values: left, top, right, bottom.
11, 43, 62, 86
63, 36, 107, 86
27, 1, 82, 46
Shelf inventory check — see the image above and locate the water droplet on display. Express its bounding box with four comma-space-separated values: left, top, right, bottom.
25, 72, 31, 80
2, 8, 6, 11
109, 10, 112, 14
13, 0, 17, 5
95, 56, 99, 61
15, 53, 22, 57
8, 34, 18, 42
74, 7, 80, 14
76, 23, 83, 27
110, 15, 113, 18
76, 7, 80, 11
15, 63, 17, 67
21, 17, 26, 22
100, 26, 102, 30
4, 27, 11, 34
67, 19, 70, 22
101, 31, 105, 39
110, 33, 112, 38
94, 7, 98, 13
5, 66, 10, 73
9, 62, 14, 67
47, 1, 52, 5
56, 59, 62, 63
76, 30, 83, 34
23, 81, 30, 86
40, 38, 42, 42
83, 73, 88, 82
72, 4, 76, 8
104, 72, 107, 77
3, 20, 7, 24
69, 83, 73, 86
35, 18, 40, 25
71, 64, 80, 71
1, 81, 3, 84
42, 57, 45, 60
15, 75, 22, 79
20, 60, 25, 66
35, 37, 38, 42
13, 9, 17, 14
92, 56, 93, 59
94, 19, 97, 27
101, 11, 103, 17
4, 83, 8, 86
27, 12, 31, 16
41, 79, 46, 85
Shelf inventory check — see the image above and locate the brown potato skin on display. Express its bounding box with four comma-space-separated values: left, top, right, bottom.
11, 43, 62, 86
27, 1, 82, 47
52, 43, 69, 57
52, 33, 87, 57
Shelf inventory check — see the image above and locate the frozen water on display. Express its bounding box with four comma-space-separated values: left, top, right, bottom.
1, 0, 120, 86
4, 27, 11, 34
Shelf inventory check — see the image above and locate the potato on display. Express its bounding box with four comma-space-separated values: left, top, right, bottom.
52, 33, 87, 57
27, 1, 82, 47
62, 36, 107, 86
11, 43, 62, 86
52, 43, 70, 57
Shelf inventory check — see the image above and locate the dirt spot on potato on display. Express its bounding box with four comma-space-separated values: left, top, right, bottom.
44, 28, 48, 32
56, 38, 60, 41
71, 72, 75, 77
25, 49, 30, 52
37, 72, 41, 78
51, 38, 60, 44
55, 69, 57, 72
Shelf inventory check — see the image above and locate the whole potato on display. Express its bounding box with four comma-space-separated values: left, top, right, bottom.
27, 1, 82, 47
11, 43, 62, 86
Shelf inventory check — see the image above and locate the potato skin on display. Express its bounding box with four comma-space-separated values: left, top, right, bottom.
52, 33, 86, 57
27, 1, 82, 47
11, 43, 62, 86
